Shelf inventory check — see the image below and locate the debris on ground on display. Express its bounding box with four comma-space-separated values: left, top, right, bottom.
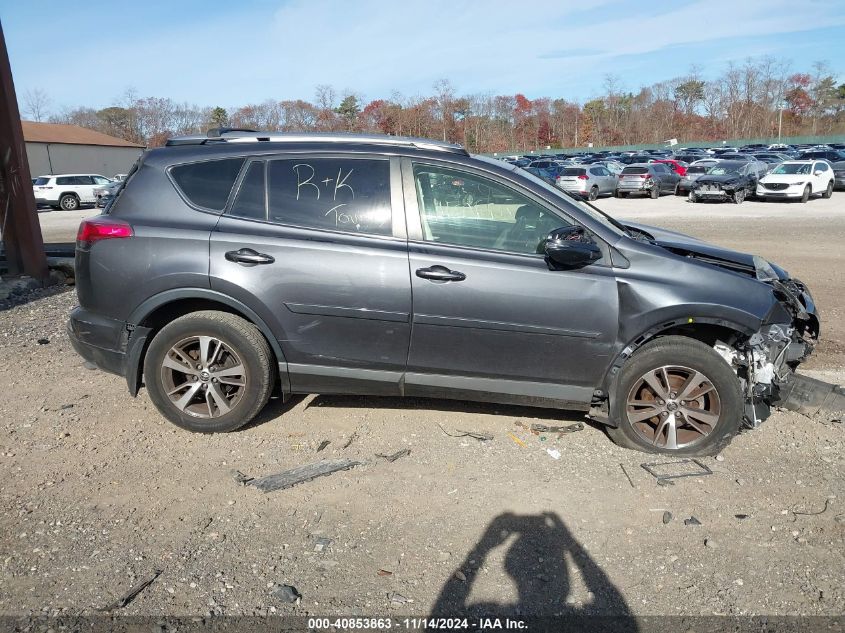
454, 570, 467, 582
735, 514, 750, 520
271, 584, 301, 603
342, 431, 358, 449
317, 440, 330, 453
546, 448, 561, 460
530, 422, 584, 435
641, 458, 713, 486
376, 448, 411, 462
684, 516, 702, 526
37, 338, 50, 345
791, 498, 832, 521
704, 538, 717, 549
97, 569, 163, 611
313, 537, 333, 552
507, 433, 526, 447
715, 454, 725, 462
662, 511, 673, 524
619, 464, 636, 488
377, 569, 393, 577
230, 469, 253, 485
436, 423, 493, 441
248, 459, 362, 493
388, 592, 412, 604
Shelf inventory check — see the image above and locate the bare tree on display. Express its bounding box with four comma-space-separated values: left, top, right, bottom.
23, 88, 51, 122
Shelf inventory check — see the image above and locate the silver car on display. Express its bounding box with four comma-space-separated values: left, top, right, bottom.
555, 165, 617, 200
676, 164, 711, 196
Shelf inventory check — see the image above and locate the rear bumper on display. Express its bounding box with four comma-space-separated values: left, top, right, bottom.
67, 307, 127, 376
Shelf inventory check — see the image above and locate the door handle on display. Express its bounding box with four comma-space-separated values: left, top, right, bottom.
225, 248, 275, 265
416, 265, 466, 282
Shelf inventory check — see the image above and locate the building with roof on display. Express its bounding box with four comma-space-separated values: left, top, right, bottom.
23, 121, 145, 179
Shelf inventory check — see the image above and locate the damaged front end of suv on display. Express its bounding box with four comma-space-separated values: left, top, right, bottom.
713, 258, 818, 427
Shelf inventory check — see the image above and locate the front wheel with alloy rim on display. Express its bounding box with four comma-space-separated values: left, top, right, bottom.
733, 189, 745, 204
59, 194, 79, 210
143, 310, 274, 433
606, 336, 743, 455
800, 185, 811, 203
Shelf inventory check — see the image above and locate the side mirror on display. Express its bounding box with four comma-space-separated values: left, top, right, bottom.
814, 170, 823, 176
544, 225, 602, 269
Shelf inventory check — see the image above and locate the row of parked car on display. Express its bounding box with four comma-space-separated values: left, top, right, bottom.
31, 173, 127, 210
503, 143, 845, 204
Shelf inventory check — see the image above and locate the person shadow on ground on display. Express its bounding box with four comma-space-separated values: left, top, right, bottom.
429, 512, 638, 632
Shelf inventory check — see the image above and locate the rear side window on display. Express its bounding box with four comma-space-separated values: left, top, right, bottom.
229, 161, 266, 220
170, 158, 245, 210
34, 177, 50, 185
622, 167, 648, 174
56, 176, 72, 185
267, 158, 392, 236
560, 168, 586, 176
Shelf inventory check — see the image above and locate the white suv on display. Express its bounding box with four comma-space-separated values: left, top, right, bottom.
33, 174, 113, 210
756, 161, 835, 202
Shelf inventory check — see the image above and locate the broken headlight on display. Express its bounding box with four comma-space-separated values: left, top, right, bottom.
753, 255, 779, 282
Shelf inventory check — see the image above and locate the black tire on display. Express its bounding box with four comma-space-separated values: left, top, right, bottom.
143, 310, 274, 433
800, 185, 810, 203
688, 191, 699, 203
674, 184, 682, 196
615, 190, 628, 198
59, 194, 79, 211
606, 336, 744, 456
649, 184, 660, 199
822, 181, 833, 199
588, 185, 599, 201
733, 189, 745, 204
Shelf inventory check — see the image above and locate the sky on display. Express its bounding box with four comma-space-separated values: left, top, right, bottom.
2, 0, 845, 114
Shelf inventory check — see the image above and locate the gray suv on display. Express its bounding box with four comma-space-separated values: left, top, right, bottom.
69, 131, 819, 455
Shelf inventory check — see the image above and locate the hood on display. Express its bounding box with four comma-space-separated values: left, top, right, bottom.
695, 174, 741, 186
760, 173, 809, 183
621, 220, 789, 280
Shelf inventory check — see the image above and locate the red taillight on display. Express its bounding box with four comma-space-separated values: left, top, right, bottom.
77, 217, 133, 245
577, 174, 588, 180
639, 174, 648, 178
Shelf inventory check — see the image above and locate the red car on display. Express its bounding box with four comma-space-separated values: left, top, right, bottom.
653, 159, 688, 177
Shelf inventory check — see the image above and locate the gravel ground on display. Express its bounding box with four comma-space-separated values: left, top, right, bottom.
1, 194, 842, 620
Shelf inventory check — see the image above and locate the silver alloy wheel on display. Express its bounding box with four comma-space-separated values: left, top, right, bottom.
61, 195, 78, 210
160, 335, 247, 419
625, 365, 721, 450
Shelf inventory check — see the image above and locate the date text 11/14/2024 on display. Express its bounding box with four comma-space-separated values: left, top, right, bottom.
307, 617, 528, 630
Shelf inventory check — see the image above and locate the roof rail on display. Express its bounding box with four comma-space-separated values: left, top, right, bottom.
164, 131, 469, 155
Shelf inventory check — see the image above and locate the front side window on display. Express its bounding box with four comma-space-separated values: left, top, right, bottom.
412, 164, 563, 255
267, 158, 391, 235
171, 158, 245, 211
92, 176, 110, 185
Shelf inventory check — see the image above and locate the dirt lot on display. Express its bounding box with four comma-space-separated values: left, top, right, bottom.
1, 195, 842, 621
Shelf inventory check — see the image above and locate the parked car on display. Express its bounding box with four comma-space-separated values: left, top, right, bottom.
67, 131, 819, 456
798, 149, 845, 164
523, 166, 557, 185
615, 163, 680, 198
675, 164, 711, 196
653, 159, 688, 177
32, 174, 112, 210
832, 161, 845, 190
755, 161, 835, 202
554, 165, 617, 200
94, 180, 124, 208
751, 153, 791, 167
690, 158, 721, 168
689, 161, 760, 204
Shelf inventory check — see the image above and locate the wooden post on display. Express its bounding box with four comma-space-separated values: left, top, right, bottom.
0, 18, 49, 280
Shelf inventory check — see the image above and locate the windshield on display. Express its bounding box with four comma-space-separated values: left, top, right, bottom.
707, 165, 741, 176
772, 163, 812, 175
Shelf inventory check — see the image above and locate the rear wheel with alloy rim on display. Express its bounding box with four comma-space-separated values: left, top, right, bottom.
144, 311, 274, 432
822, 181, 833, 198
59, 194, 79, 210
588, 186, 599, 201
607, 336, 743, 455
